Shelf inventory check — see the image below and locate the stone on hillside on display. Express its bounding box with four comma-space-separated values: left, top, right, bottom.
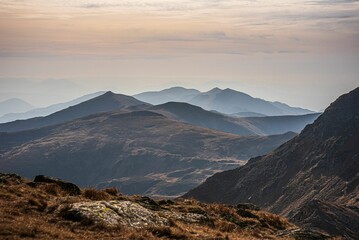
34, 175, 81, 195
0, 173, 22, 184
137, 196, 161, 211
236, 203, 260, 211
59, 200, 169, 228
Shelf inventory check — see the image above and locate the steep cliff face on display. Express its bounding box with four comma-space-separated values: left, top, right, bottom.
185, 87, 359, 238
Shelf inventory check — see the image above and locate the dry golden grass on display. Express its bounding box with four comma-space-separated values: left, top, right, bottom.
0, 174, 322, 240
83, 188, 111, 201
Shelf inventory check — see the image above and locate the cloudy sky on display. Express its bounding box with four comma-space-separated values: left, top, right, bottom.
0, 0, 358, 110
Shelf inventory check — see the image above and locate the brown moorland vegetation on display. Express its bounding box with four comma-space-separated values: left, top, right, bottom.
0, 173, 331, 240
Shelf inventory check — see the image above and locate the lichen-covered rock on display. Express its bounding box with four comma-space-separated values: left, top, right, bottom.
164, 211, 211, 224
59, 200, 169, 228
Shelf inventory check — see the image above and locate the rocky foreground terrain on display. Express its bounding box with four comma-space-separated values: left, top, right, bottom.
0, 173, 331, 240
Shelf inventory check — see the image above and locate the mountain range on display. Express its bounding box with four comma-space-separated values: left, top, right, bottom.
134, 87, 314, 116
0, 89, 321, 198
0, 86, 357, 238
0, 91, 319, 136
184, 87, 359, 239
0, 106, 295, 198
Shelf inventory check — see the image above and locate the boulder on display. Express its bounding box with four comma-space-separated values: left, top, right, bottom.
34, 175, 81, 195
236, 203, 260, 211
59, 200, 169, 228
0, 173, 22, 184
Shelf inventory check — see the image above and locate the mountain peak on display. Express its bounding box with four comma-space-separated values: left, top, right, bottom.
207, 87, 222, 93
166, 86, 188, 91
325, 86, 359, 114
103, 91, 115, 96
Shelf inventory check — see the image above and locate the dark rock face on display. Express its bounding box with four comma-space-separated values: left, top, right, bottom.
282, 228, 331, 240
185, 87, 359, 238
290, 200, 359, 240
34, 175, 81, 195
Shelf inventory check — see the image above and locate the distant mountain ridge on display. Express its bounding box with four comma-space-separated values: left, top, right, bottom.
0, 91, 148, 132
184, 87, 359, 239
150, 102, 320, 136
0, 98, 35, 117
134, 87, 314, 116
0, 91, 105, 123
0, 91, 319, 136
134, 87, 201, 105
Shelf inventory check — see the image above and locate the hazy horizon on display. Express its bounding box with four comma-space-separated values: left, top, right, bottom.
1, 0, 359, 110
0, 78, 357, 112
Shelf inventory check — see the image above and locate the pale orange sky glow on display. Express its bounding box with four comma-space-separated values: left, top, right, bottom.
0, 0, 358, 110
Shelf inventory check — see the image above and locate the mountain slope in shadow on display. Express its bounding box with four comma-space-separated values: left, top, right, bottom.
184, 87, 359, 239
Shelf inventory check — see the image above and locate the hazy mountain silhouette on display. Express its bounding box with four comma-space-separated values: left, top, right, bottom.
0, 91, 105, 123
241, 113, 321, 135
0, 110, 295, 198
0, 91, 148, 132
0, 92, 319, 136
150, 102, 258, 135
188, 88, 313, 116
184, 87, 359, 239
134, 87, 200, 105
0, 98, 35, 117
135, 87, 314, 116
231, 112, 267, 117
150, 102, 320, 136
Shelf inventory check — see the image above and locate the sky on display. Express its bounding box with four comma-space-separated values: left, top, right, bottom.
0, 0, 358, 110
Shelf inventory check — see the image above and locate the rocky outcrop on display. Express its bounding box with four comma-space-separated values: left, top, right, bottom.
59, 200, 169, 228
33, 175, 81, 195
0, 173, 23, 184
59, 199, 215, 229
290, 200, 359, 239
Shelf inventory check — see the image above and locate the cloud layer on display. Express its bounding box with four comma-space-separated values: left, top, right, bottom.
0, 0, 358, 110
1, 0, 358, 58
